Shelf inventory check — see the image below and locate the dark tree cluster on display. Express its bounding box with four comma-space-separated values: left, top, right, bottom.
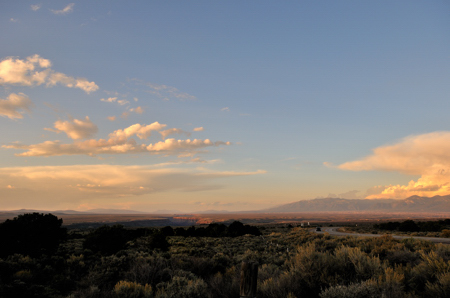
160, 221, 261, 238
83, 225, 169, 255
0, 213, 66, 258
374, 219, 450, 232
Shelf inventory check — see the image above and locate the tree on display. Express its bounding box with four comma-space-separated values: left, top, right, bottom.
0, 213, 67, 257
83, 225, 129, 255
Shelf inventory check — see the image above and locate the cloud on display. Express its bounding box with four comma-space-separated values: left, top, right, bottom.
0, 93, 33, 119
131, 79, 196, 101
0, 165, 265, 209
4, 122, 230, 157
10, 18, 18, 23
109, 122, 166, 140
221, 107, 230, 112
100, 97, 117, 103
160, 128, 191, 139
0, 55, 98, 93
31, 4, 41, 11
129, 106, 144, 114
336, 131, 450, 199
51, 3, 74, 15
193, 127, 204, 132
338, 132, 450, 175
146, 139, 230, 152
107, 116, 116, 121
100, 97, 129, 106
52, 116, 98, 139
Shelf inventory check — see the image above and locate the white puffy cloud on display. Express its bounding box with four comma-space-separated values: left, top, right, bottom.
336, 132, 450, 199
0, 93, 33, 119
3, 122, 230, 157
53, 116, 98, 139
0, 55, 98, 93
110, 122, 166, 140
51, 3, 74, 15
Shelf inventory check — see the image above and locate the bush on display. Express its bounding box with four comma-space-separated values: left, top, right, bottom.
320, 280, 379, 298
155, 274, 208, 298
114, 280, 153, 298
0, 213, 66, 257
83, 225, 129, 255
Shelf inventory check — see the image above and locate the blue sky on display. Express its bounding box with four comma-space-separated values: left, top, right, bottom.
1, 1, 450, 212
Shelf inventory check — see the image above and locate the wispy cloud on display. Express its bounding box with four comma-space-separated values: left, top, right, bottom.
51, 3, 74, 15
131, 78, 196, 101
10, 18, 18, 23
31, 4, 41, 11
100, 97, 129, 106
0, 55, 98, 93
0, 93, 33, 119
221, 107, 230, 112
335, 131, 450, 199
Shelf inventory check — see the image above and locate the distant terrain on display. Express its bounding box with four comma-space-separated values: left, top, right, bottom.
3, 195, 450, 227
264, 195, 450, 213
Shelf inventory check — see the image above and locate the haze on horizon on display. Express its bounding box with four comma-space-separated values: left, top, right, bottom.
1, 1, 449, 213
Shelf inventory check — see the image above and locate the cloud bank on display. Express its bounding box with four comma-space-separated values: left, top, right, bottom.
4, 122, 231, 157
0, 165, 265, 209
337, 132, 450, 199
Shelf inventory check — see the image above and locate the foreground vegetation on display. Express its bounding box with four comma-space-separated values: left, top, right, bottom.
2, 214, 450, 297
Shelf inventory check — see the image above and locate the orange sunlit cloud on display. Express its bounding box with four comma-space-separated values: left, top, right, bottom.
0, 93, 33, 119
0, 55, 98, 93
336, 132, 450, 199
3, 122, 230, 157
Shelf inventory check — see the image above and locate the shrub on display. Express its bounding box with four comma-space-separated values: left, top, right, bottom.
83, 225, 129, 255
320, 280, 379, 298
426, 272, 450, 298
155, 275, 208, 298
114, 280, 153, 298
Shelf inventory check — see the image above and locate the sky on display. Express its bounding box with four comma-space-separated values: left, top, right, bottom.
1, 1, 450, 212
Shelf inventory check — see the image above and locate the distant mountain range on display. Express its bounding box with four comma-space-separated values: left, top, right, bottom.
3, 195, 450, 216
263, 195, 450, 213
